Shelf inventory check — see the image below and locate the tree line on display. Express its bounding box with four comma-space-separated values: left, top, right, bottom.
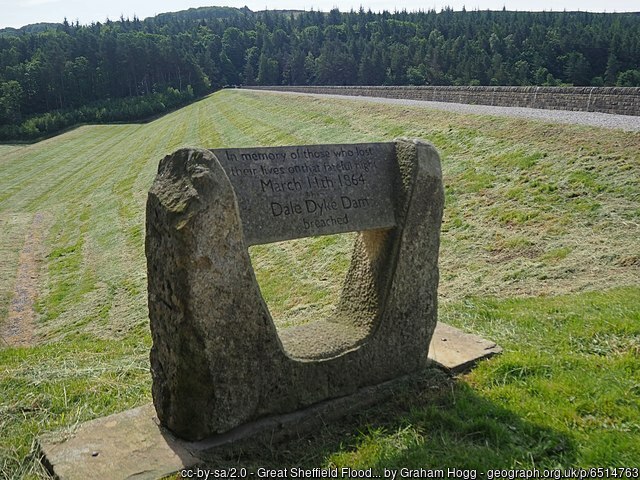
1, 6, 639, 140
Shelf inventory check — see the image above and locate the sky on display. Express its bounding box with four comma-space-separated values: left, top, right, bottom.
1, 0, 638, 29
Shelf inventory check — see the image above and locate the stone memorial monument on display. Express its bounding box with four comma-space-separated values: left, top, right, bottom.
145, 138, 444, 441
39, 138, 499, 479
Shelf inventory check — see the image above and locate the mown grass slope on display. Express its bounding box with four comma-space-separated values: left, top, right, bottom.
1, 90, 639, 477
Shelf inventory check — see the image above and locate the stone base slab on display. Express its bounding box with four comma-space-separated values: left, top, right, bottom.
38, 323, 500, 480
428, 323, 502, 373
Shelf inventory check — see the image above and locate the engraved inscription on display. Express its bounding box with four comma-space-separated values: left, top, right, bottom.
213, 143, 397, 245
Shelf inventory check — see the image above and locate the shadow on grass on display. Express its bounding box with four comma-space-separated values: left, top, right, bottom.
200, 368, 575, 472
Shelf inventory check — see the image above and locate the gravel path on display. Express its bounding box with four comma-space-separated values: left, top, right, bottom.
248, 89, 640, 132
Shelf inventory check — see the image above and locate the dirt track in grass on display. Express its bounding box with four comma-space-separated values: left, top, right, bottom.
1, 212, 45, 347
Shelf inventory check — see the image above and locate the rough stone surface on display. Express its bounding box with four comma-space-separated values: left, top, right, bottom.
39, 368, 449, 479
428, 323, 503, 373
38, 326, 503, 479
38, 404, 198, 480
145, 138, 444, 441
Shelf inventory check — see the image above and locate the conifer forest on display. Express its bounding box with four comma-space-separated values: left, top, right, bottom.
1, 6, 639, 140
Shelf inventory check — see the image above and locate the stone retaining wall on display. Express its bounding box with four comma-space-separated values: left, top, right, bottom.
246, 85, 640, 116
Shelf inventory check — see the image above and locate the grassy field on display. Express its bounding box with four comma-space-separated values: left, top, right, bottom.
0, 89, 639, 478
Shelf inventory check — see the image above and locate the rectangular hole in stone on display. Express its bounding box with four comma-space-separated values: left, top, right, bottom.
249, 232, 371, 360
